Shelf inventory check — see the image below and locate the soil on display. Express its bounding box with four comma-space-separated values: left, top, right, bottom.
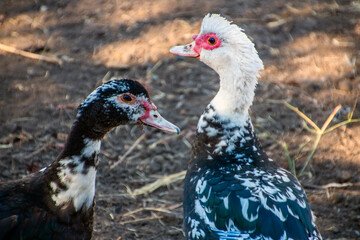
1, 0, 360, 239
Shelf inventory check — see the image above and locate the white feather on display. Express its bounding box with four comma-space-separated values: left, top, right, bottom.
82, 138, 101, 158
199, 14, 264, 121
51, 160, 96, 211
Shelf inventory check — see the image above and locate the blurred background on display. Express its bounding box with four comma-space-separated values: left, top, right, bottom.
0, 0, 359, 239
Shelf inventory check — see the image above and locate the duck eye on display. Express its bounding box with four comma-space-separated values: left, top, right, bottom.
207, 37, 216, 45
120, 94, 134, 103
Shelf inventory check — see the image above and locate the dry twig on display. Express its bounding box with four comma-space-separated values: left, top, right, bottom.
148, 133, 182, 149
109, 133, 146, 170
0, 143, 13, 149
0, 42, 63, 65
304, 182, 360, 196
304, 182, 356, 189
121, 204, 181, 218
122, 207, 172, 217
119, 215, 163, 225
131, 170, 186, 196
24, 141, 53, 160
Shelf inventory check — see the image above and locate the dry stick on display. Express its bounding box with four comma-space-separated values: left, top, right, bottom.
334, 189, 360, 195
122, 203, 182, 218
148, 132, 182, 149
304, 183, 360, 195
304, 182, 355, 189
122, 207, 173, 218
0, 43, 63, 65
324, 96, 360, 134
320, 105, 342, 132
0, 143, 13, 149
348, 94, 358, 120
132, 170, 186, 196
146, 60, 163, 82
109, 133, 146, 170
324, 118, 360, 134
282, 101, 321, 132
119, 215, 163, 225
97, 193, 130, 199
24, 140, 53, 160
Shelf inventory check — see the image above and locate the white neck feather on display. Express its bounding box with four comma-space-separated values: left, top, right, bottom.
50, 138, 101, 212
211, 68, 257, 122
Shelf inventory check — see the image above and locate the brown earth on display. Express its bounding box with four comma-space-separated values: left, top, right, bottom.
0, 0, 360, 239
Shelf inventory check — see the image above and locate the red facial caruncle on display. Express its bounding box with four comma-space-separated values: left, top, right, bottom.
117, 93, 156, 120
139, 99, 157, 120
193, 33, 222, 55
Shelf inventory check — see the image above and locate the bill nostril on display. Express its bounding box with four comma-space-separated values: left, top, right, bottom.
153, 114, 158, 119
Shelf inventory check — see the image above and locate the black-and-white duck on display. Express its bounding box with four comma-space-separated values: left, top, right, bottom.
170, 14, 322, 240
0, 79, 179, 240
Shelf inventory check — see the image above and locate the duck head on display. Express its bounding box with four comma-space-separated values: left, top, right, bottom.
170, 14, 264, 119
170, 13, 263, 75
77, 79, 180, 138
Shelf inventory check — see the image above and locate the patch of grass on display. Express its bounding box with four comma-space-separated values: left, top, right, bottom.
256, 99, 360, 178
283, 101, 360, 176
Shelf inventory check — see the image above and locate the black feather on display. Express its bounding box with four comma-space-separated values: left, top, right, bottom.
0, 79, 155, 240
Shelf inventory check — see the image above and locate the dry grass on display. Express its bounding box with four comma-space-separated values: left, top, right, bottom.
283, 100, 360, 177
131, 170, 186, 196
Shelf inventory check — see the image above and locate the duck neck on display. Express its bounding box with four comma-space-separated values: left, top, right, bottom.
45, 119, 104, 213
58, 118, 105, 161
210, 63, 258, 119
194, 67, 266, 164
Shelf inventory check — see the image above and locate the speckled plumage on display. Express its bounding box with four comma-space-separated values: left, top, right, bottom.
171, 14, 322, 240
184, 110, 321, 240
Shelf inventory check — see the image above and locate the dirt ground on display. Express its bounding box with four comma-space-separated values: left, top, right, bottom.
1, 0, 360, 239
